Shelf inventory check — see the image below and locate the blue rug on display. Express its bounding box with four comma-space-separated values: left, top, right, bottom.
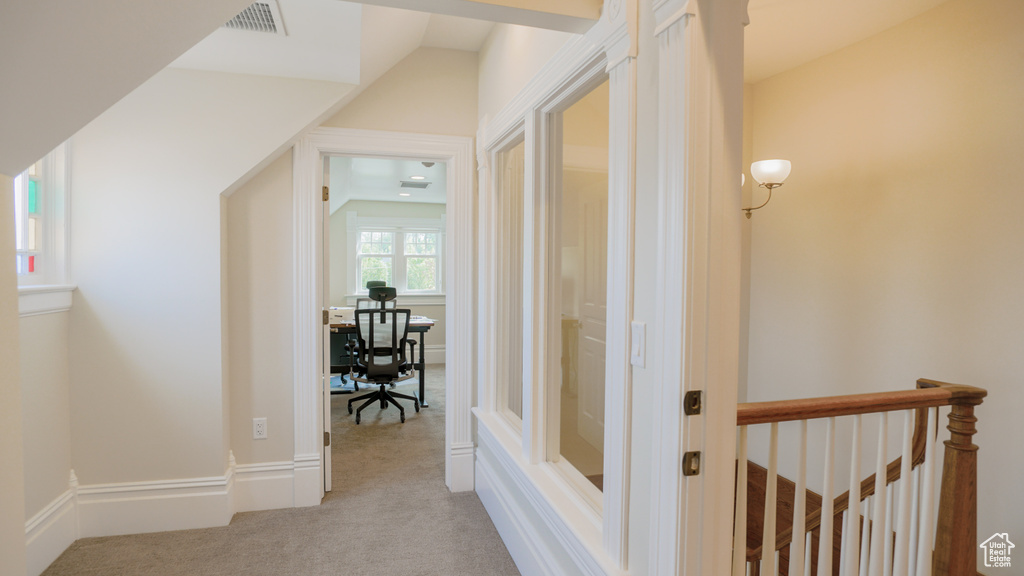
329, 374, 359, 393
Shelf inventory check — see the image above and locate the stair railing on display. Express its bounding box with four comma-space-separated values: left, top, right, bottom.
733, 379, 986, 576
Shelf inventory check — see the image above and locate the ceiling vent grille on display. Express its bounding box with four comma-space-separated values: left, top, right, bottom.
224, 1, 286, 36
400, 181, 432, 189
399, 179, 432, 188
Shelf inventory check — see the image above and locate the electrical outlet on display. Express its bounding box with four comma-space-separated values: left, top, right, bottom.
253, 417, 267, 440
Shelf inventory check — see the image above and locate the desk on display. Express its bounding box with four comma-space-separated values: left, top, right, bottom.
330, 317, 435, 407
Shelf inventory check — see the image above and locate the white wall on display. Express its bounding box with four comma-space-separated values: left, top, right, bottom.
69, 67, 352, 485
477, 24, 574, 123
0, 173, 28, 576
745, 0, 1024, 562
20, 312, 72, 518
0, 0, 253, 175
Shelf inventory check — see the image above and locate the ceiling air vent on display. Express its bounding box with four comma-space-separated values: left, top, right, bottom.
224, 1, 287, 36
400, 181, 432, 189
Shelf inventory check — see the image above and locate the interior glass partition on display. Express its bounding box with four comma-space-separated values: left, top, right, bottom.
496, 137, 526, 421
555, 79, 609, 489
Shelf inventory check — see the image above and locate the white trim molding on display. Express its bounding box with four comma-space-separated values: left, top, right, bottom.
293, 127, 476, 498
475, 411, 626, 576
23, 457, 313, 575
649, 0, 744, 574
25, 477, 77, 576
76, 473, 234, 538
18, 284, 75, 317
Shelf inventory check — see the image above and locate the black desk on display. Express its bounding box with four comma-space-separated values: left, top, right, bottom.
330, 319, 435, 407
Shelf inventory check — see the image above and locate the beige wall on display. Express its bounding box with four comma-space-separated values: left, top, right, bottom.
324, 47, 478, 137
745, 0, 1024, 557
227, 153, 295, 465
0, 173, 27, 576
20, 313, 73, 518
477, 24, 573, 122
226, 46, 478, 467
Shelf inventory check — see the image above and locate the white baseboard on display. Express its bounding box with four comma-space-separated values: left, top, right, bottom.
476, 448, 560, 576
424, 344, 445, 365
448, 441, 475, 492
233, 461, 297, 513
25, 489, 77, 576
474, 418, 621, 576
77, 474, 234, 538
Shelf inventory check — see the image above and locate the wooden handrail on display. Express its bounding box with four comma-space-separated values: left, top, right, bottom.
737, 379, 986, 426
739, 379, 987, 570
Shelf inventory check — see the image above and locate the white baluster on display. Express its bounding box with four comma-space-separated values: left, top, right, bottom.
908, 466, 921, 574
818, 418, 836, 576
734, 426, 749, 576
791, 420, 808, 576
761, 422, 779, 576
859, 498, 871, 576
869, 413, 889, 576
914, 407, 938, 576
883, 482, 894, 576
804, 531, 812, 576
846, 415, 862, 576
839, 509, 849, 576
893, 410, 915, 574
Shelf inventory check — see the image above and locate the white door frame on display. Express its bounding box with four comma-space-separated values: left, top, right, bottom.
292, 127, 476, 506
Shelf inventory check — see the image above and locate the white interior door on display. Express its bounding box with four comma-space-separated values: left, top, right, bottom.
577, 193, 607, 452
322, 156, 332, 492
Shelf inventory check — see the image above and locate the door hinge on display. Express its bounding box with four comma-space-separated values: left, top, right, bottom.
684, 390, 702, 415
322, 186, 329, 202
323, 310, 329, 325
682, 451, 701, 476
324, 431, 331, 447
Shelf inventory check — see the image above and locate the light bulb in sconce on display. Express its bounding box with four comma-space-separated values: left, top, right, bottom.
743, 159, 791, 219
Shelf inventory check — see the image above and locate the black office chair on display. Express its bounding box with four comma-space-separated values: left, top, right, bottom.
347, 288, 420, 424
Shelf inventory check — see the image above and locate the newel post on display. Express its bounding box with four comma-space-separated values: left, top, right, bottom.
933, 396, 984, 575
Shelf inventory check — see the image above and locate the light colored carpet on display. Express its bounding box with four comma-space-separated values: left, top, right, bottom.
42, 365, 520, 576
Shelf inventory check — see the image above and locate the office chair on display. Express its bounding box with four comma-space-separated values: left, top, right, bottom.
347, 288, 420, 424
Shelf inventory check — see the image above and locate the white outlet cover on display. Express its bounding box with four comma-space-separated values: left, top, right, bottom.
253, 417, 267, 440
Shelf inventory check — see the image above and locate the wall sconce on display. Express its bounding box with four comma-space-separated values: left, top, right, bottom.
743, 159, 791, 219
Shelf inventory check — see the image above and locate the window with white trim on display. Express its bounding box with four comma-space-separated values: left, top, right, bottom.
353, 219, 443, 294
13, 142, 69, 286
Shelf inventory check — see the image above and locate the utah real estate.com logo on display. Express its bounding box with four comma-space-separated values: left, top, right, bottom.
980, 533, 1014, 569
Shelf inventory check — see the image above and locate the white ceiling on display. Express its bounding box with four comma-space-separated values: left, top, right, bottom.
744, 0, 951, 83
171, 0, 494, 83
329, 156, 448, 212
170, 0, 363, 83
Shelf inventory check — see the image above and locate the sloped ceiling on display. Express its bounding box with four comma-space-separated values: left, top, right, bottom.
745, 0, 951, 83
171, 0, 363, 84
0, 0, 254, 175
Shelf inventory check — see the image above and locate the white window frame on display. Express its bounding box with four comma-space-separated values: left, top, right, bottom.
14, 141, 75, 317
347, 215, 446, 301
475, 12, 637, 572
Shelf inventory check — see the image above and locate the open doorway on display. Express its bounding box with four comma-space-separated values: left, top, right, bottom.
324, 154, 448, 485
291, 127, 475, 504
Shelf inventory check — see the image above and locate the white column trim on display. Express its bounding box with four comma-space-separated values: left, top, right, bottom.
602, 53, 636, 569
293, 128, 476, 497
649, 0, 744, 574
